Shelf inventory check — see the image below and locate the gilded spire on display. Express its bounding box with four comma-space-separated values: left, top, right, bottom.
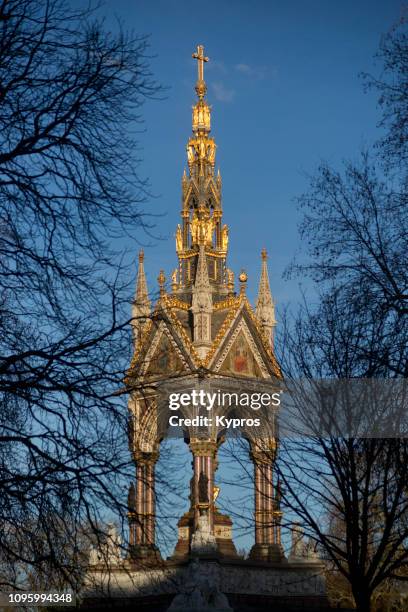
175, 45, 227, 293
256, 249, 276, 345
132, 250, 151, 341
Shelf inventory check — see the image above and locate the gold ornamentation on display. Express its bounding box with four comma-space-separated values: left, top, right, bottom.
166, 296, 190, 310
171, 268, 178, 292
190, 208, 215, 246
239, 269, 248, 295
239, 270, 248, 284
203, 297, 242, 366
213, 296, 239, 311
190, 439, 217, 456
192, 100, 211, 133
226, 268, 234, 293
162, 296, 202, 365
158, 270, 166, 296
126, 319, 153, 380
192, 44, 209, 100
220, 224, 229, 252
187, 136, 216, 171
176, 224, 183, 253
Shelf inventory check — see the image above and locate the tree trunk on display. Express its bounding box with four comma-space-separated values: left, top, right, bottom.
353, 587, 372, 612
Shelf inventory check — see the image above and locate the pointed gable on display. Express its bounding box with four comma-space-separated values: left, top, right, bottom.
127, 311, 198, 384
208, 299, 274, 378
218, 329, 263, 377
144, 330, 186, 379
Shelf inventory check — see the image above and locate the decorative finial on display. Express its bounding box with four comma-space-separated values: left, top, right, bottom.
192, 44, 209, 100
158, 270, 166, 296
239, 269, 248, 295
256, 251, 276, 346
132, 249, 150, 343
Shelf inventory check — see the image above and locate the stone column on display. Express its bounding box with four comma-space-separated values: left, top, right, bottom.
249, 448, 284, 562
128, 482, 137, 546
128, 452, 159, 560
190, 440, 217, 533
252, 456, 270, 553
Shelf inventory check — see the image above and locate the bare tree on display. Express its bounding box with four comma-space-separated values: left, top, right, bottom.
273, 22, 408, 612
0, 0, 184, 590
276, 293, 408, 612
288, 153, 407, 377
363, 17, 408, 168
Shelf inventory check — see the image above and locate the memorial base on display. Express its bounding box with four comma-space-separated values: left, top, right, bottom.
81, 557, 329, 611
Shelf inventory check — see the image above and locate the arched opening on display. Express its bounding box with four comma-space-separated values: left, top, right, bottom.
155, 438, 191, 559
216, 437, 254, 558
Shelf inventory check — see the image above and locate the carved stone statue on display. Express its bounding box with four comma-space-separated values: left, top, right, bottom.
167, 558, 233, 611
289, 524, 320, 563
291, 524, 303, 556
88, 523, 122, 567
190, 511, 218, 556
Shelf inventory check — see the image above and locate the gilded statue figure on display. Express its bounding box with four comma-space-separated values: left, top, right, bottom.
207, 141, 216, 164
187, 143, 196, 165
199, 139, 206, 160
176, 224, 183, 253
190, 215, 200, 244
204, 215, 215, 245
190, 207, 216, 246
221, 224, 229, 251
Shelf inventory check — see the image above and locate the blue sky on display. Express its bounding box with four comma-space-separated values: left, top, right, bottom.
98, 0, 404, 309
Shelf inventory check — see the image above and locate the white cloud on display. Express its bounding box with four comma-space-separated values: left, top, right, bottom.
235, 63, 274, 80
211, 81, 235, 103
235, 63, 252, 74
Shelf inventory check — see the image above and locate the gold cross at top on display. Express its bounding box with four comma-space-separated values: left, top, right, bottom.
192, 45, 209, 82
